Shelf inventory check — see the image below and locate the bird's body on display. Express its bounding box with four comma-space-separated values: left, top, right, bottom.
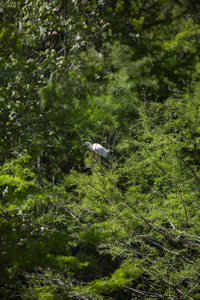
82, 142, 110, 157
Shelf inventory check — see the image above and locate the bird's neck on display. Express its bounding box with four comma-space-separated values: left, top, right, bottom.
87, 143, 93, 150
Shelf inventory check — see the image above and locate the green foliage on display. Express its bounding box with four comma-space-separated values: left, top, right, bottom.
1, 0, 200, 299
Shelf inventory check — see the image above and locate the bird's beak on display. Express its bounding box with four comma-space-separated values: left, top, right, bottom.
81, 143, 86, 147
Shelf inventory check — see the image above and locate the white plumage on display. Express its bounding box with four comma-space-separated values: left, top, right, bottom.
82, 142, 110, 157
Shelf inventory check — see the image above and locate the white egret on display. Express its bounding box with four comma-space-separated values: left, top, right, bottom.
82, 142, 110, 157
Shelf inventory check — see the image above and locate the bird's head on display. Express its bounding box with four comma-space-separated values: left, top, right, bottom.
81, 142, 92, 150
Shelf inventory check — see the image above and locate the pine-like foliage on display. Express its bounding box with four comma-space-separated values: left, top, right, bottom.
1, 0, 200, 299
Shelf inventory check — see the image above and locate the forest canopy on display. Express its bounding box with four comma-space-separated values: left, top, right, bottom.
1, 0, 200, 299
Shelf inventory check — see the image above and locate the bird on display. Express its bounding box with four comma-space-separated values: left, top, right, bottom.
82, 142, 110, 157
